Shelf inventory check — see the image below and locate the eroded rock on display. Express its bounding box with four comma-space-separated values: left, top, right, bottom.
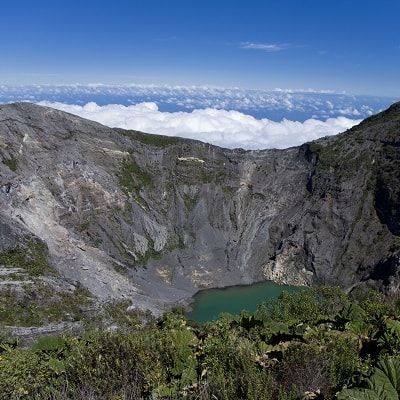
0, 101, 399, 318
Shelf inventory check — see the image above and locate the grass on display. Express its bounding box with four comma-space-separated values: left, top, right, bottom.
356, 102, 400, 129
76, 220, 90, 233
0, 284, 94, 327
118, 159, 153, 195
0, 239, 56, 278
0, 237, 95, 327
182, 193, 199, 213
135, 239, 163, 266
0, 150, 17, 172
119, 129, 184, 148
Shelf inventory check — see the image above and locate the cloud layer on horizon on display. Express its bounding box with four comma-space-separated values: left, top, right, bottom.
3, 84, 397, 129
39, 101, 361, 149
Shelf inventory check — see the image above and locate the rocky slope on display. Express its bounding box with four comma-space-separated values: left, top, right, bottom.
0, 102, 399, 319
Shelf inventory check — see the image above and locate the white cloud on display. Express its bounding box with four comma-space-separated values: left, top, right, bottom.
3, 84, 395, 123
38, 101, 361, 150
274, 87, 336, 94
338, 107, 361, 116
240, 42, 287, 52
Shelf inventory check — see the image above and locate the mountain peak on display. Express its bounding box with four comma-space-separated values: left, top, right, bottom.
355, 101, 400, 131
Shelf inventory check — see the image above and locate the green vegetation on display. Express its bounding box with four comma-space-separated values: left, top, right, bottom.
182, 192, 199, 213
1, 156, 17, 172
1, 287, 400, 399
356, 102, 400, 130
308, 103, 399, 187
0, 238, 96, 327
308, 135, 374, 177
119, 129, 184, 148
0, 284, 94, 327
0, 239, 56, 278
103, 300, 143, 330
76, 220, 90, 233
118, 158, 153, 195
135, 238, 163, 265
0, 148, 18, 172
175, 159, 225, 186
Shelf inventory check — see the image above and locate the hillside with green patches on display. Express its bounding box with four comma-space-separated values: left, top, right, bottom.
0, 101, 399, 335
299, 102, 400, 290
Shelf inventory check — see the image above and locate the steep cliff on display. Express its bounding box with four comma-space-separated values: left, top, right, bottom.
0, 102, 399, 318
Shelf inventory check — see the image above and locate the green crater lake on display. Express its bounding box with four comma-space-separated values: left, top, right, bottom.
186, 280, 303, 323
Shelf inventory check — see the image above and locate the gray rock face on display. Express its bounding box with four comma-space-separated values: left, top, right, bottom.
0, 102, 399, 313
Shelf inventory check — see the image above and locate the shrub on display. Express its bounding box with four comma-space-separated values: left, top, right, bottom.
0, 348, 52, 399
63, 328, 167, 398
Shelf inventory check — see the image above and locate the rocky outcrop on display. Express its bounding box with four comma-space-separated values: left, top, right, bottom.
0, 102, 399, 316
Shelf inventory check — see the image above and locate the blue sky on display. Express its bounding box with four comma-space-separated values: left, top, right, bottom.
1, 0, 399, 96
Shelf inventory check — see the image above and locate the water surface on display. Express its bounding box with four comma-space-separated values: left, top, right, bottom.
186, 280, 302, 323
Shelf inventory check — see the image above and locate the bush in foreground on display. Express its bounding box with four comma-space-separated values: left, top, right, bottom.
0, 286, 399, 399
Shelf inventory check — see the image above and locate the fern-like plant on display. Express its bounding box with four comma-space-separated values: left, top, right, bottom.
338, 357, 400, 399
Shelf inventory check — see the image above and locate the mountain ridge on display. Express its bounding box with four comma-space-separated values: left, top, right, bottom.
0, 101, 399, 320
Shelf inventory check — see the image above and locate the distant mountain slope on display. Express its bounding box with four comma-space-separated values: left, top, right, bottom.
0, 102, 399, 319
290, 102, 400, 292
